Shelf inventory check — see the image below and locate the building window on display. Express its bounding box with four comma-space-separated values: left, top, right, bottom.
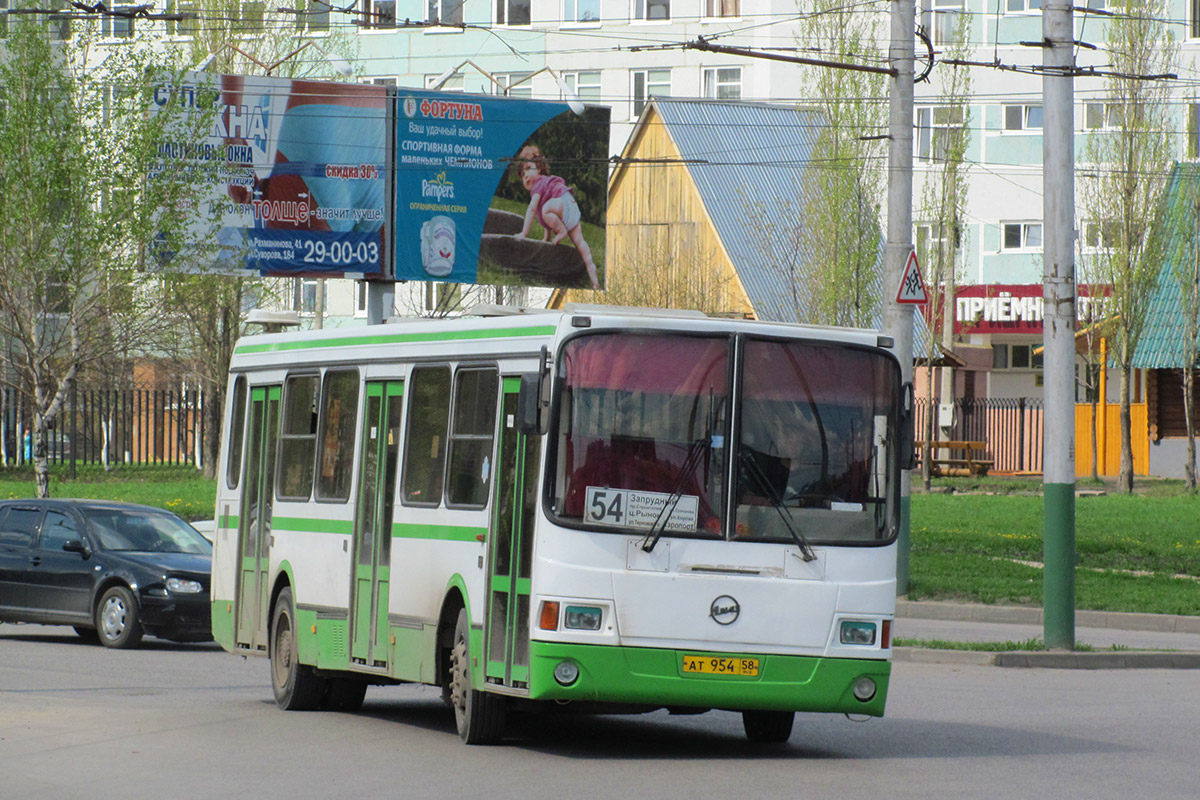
368, 77, 398, 87
496, 0, 530, 25
362, 0, 396, 27
1192, 0, 1200, 37
702, 67, 742, 100
1082, 220, 1117, 251
916, 105, 965, 162
1002, 221, 1042, 250
631, 68, 670, 118
922, 0, 964, 45
426, 73, 464, 91
1005, 0, 1041, 11
294, 278, 318, 315
495, 73, 534, 98
563, 71, 602, 102
356, 281, 369, 316
1189, 103, 1200, 158
1083, 102, 1119, 131
634, 0, 670, 21
101, 5, 137, 38
292, 0, 330, 32
992, 344, 1043, 371
703, 0, 739, 17
165, 0, 199, 36
564, 0, 600, 23
1004, 103, 1043, 131
427, 0, 463, 25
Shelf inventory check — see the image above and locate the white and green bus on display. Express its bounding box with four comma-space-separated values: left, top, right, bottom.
211, 306, 910, 744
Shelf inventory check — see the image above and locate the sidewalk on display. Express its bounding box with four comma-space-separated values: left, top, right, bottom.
893, 600, 1200, 669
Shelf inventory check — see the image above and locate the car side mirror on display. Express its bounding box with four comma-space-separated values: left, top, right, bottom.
63, 539, 91, 558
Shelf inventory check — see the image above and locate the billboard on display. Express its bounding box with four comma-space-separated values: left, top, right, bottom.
154, 73, 388, 278
948, 284, 1111, 335
395, 91, 610, 290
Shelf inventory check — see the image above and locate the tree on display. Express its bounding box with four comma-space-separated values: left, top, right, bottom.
0, 16, 217, 495
793, 0, 889, 327
1076, 0, 1178, 492
914, 18, 972, 489
572, 238, 739, 315
1160, 166, 1200, 491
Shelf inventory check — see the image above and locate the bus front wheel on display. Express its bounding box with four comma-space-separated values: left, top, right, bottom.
449, 607, 506, 744
271, 587, 326, 710
742, 709, 795, 743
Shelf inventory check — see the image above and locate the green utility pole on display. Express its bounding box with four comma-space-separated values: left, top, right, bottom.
1041, 0, 1077, 649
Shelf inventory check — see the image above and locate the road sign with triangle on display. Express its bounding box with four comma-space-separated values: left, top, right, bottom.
896, 249, 928, 304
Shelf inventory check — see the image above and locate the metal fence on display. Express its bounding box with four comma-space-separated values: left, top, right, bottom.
1, 386, 206, 470
914, 397, 1045, 474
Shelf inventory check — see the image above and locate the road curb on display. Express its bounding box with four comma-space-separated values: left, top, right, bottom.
897, 600, 1200, 634
893, 647, 1200, 669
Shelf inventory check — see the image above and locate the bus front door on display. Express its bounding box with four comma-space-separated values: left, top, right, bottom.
350, 381, 403, 668
484, 382, 541, 689
236, 385, 280, 653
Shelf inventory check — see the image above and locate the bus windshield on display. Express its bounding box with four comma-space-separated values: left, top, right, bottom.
550, 332, 899, 544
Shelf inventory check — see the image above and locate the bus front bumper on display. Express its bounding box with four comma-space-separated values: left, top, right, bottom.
528, 641, 890, 717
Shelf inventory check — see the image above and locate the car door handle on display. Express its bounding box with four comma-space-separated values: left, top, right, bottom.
28, 556, 41, 566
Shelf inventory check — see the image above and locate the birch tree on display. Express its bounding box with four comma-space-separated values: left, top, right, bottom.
1077, 0, 1178, 492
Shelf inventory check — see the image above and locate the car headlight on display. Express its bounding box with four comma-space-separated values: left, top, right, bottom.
166, 577, 203, 594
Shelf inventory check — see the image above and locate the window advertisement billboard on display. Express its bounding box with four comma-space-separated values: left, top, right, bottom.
396, 91, 610, 290
154, 73, 388, 278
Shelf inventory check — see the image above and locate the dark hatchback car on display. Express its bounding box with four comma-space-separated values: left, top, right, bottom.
0, 499, 212, 648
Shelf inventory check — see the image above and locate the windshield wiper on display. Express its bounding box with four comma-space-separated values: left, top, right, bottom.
738, 449, 817, 562
640, 437, 710, 553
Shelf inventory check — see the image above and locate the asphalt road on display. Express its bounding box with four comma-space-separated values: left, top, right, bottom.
2, 623, 1198, 799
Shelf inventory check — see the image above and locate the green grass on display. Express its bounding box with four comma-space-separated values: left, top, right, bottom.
893, 637, 1132, 653
911, 480, 1200, 616
0, 465, 216, 523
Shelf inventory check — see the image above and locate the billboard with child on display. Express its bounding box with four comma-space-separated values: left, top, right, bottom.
395, 91, 610, 290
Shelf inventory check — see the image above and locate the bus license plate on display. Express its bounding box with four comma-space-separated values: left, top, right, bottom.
681, 655, 759, 676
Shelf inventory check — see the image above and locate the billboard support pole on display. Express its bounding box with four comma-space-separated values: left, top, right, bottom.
366, 281, 395, 325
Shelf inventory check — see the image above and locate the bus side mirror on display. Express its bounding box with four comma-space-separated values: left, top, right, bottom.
517, 373, 543, 435
516, 346, 551, 436
899, 382, 916, 470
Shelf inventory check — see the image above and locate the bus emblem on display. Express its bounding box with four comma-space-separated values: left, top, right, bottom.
709, 595, 740, 625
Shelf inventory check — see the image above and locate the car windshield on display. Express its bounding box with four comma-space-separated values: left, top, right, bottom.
87, 508, 212, 554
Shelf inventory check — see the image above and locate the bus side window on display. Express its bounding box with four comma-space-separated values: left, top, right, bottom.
446, 367, 499, 508
316, 370, 360, 502
278, 374, 320, 500
402, 366, 451, 506
226, 376, 248, 490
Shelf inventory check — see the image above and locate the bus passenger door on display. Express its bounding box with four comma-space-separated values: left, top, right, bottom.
350, 380, 403, 668
484, 381, 541, 689
236, 385, 280, 653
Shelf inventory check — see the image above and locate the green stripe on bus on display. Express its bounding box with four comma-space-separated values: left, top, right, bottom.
219, 514, 239, 529
271, 516, 354, 535
235, 325, 557, 355
392, 522, 485, 542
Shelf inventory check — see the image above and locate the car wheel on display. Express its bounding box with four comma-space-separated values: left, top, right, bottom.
449, 607, 506, 744
270, 586, 326, 710
95, 586, 145, 649
742, 709, 795, 743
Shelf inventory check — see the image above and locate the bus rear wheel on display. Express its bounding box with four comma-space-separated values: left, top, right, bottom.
742, 710, 795, 743
271, 587, 326, 710
449, 607, 506, 744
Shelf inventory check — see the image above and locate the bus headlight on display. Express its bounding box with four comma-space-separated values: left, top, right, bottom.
852, 676, 877, 702
564, 605, 602, 631
840, 620, 877, 645
553, 661, 580, 686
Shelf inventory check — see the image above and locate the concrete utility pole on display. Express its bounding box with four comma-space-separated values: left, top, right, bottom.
886, 0, 916, 593
1042, 0, 1077, 649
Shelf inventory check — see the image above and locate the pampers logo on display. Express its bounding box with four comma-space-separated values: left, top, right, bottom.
422, 172, 455, 201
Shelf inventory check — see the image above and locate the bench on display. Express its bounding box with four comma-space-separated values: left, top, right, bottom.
914, 440, 994, 477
